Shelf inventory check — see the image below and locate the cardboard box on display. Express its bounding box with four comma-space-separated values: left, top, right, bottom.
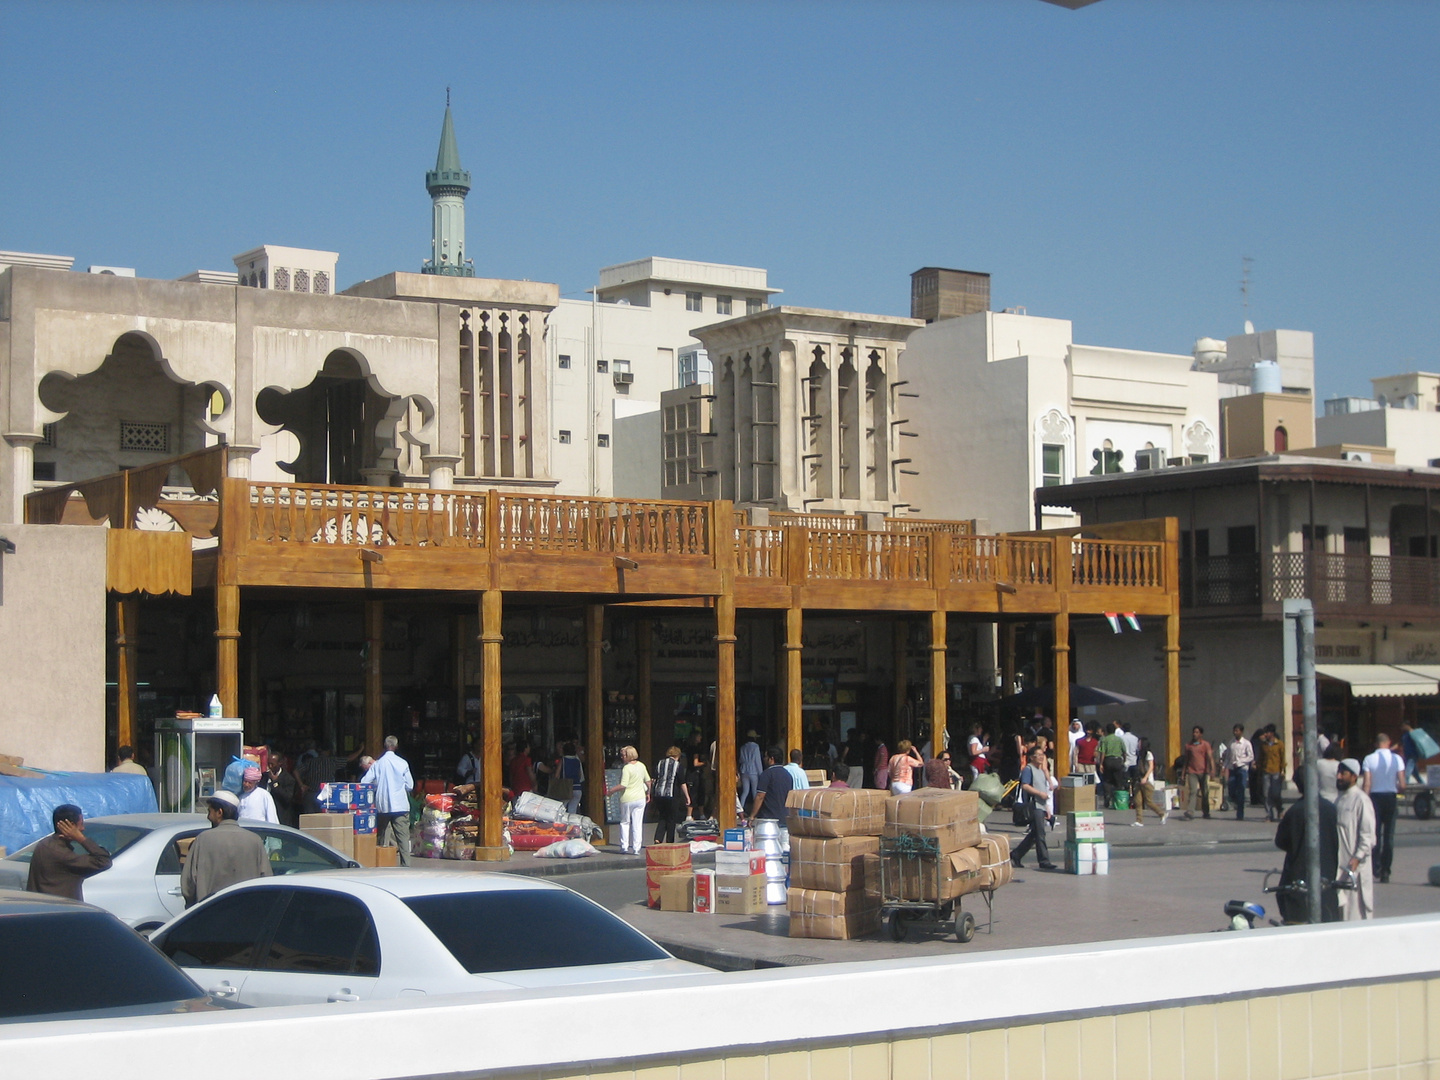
786, 886, 876, 917
351, 831, 377, 867
1060, 774, 1097, 787
714, 849, 767, 877
975, 833, 1013, 890
660, 872, 696, 912
316, 783, 375, 813
715, 873, 766, 914
789, 835, 880, 892
789, 908, 882, 940
694, 869, 715, 914
885, 788, 979, 828
351, 810, 377, 835
1065, 811, 1106, 843
375, 844, 398, 867
646, 843, 693, 908
301, 811, 354, 832
307, 828, 354, 859
880, 818, 981, 855
1056, 785, 1097, 815
880, 845, 984, 902
1064, 840, 1108, 875
786, 787, 890, 838
723, 827, 750, 851
862, 852, 881, 898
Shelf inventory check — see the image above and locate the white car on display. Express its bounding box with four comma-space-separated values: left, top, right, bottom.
0, 814, 356, 931
146, 869, 708, 1006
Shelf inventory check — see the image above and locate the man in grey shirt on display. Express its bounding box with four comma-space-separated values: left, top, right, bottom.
181, 791, 271, 907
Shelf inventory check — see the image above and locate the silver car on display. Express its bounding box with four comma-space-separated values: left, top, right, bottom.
0, 814, 356, 932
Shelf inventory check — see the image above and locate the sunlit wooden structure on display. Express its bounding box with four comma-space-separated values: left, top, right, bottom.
30, 446, 1180, 858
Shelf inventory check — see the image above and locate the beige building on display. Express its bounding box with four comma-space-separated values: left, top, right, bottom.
1318, 371, 1440, 468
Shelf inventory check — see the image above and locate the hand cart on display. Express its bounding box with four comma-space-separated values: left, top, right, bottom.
877, 832, 995, 944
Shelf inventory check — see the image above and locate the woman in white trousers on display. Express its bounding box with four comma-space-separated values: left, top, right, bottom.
606, 746, 652, 855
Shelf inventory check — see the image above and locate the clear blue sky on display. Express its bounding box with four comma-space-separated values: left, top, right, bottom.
3, 1, 1436, 398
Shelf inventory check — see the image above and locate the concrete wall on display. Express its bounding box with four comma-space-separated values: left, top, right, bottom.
0, 524, 107, 770
1318, 406, 1440, 468
612, 399, 662, 498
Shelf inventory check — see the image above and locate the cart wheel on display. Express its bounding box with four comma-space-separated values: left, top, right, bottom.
955, 910, 977, 944
887, 910, 908, 942
1415, 792, 1433, 821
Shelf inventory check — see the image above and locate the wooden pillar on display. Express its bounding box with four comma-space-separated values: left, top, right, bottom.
929, 608, 947, 757
215, 584, 240, 717
476, 589, 507, 859
892, 619, 908, 747
364, 600, 384, 752
1052, 612, 1071, 776
584, 605, 606, 826
716, 593, 738, 829
637, 619, 654, 769
784, 606, 803, 757
115, 595, 140, 750
1165, 516, 1183, 772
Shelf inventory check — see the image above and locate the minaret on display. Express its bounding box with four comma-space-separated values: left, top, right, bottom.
422, 98, 474, 277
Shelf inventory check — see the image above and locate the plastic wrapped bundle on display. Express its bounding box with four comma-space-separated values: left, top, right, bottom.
414, 807, 450, 859
512, 791, 567, 824
534, 838, 597, 859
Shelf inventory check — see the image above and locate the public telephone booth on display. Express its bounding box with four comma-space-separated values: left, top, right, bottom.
154, 718, 245, 813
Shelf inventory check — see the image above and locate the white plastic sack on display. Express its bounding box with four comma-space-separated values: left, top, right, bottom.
689, 840, 720, 854
513, 791, 567, 824
533, 838, 597, 859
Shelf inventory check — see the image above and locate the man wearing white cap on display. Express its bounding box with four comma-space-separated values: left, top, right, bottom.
181, 791, 271, 908
1334, 758, 1376, 921
237, 765, 279, 824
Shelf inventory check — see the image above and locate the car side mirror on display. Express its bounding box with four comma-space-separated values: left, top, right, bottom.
346, 860, 362, 869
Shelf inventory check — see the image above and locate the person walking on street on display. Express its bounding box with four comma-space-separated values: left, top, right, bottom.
237, 765, 279, 823
559, 741, 586, 815
363, 736, 415, 867
1257, 726, 1286, 822
747, 747, 794, 824
181, 791, 270, 907
888, 739, 924, 795
1362, 733, 1405, 884
1335, 758, 1377, 920
1222, 724, 1255, 822
784, 748, 811, 790
1010, 747, 1057, 869
1096, 723, 1128, 809
1131, 737, 1168, 826
738, 731, 763, 814
1274, 792, 1340, 923
651, 746, 687, 845
26, 804, 112, 902
1182, 726, 1215, 820
263, 754, 300, 829
606, 746, 651, 854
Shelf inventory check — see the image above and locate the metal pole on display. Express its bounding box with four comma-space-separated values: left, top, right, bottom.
1298, 601, 1321, 924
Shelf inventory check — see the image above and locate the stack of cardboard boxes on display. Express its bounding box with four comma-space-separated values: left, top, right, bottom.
1063, 810, 1109, 875
1056, 775, 1097, 815
872, 788, 1012, 904
785, 787, 890, 939
656, 843, 768, 914
646, 843, 693, 908
299, 782, 396, 867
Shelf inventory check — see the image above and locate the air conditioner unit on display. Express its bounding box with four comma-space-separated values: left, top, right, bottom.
1166, 456, 1195, 467
88, 265, 136, 277
612, 371, 634, 386
1134, 448, 1169, 471
1340, 451, 1372, 462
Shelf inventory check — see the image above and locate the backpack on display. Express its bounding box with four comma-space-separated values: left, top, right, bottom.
1011, 766, 1033, 826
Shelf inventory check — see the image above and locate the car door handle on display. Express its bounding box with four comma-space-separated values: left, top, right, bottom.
328, 992, 361, 1003
167, 887, 182, 896
207, 985, 238, 998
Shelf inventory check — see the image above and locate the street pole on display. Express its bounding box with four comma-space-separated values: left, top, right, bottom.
1298, 602, 1321, 925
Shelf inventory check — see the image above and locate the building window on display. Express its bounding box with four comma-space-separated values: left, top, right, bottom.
32, 461, 56, 482
597, 434, 610, 448
39, 422, 57, 448
686, 291, 702, 312
746, 298, 763, 315
1041, 443, 1064, 487
293, 269, 310, 293
596, 360, 609, 374
119, 421, 170, 454
558, 430, 572, 444
716, 295, 732, 316
558, 354, 571, 369
313, 271, 330, 295
1273, 425, 1288, 452
273, 267, 290, 291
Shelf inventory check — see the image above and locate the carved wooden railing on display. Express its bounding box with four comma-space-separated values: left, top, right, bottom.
886, 518, 975, 535
806, 530, 931, 582
772, 512, 863, 531
950, 536, 1003, 583
496, 495, 710, 556
1072, 538, 1165, 590
248, 484, 487, 547
1003, 538, 1055, 587
736, 526, 786, 579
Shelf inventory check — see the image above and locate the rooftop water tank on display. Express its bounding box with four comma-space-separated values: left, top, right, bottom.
1192, 337, 1227, 368
1252, 360, 1282, 394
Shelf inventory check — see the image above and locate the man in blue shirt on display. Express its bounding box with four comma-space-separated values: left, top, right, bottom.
363, 735, 415, 866
783, 748, 811, 790
749, 747, 794, 824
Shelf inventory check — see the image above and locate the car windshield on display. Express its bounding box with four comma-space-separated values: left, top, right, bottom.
403, 890, 668, 974
6, 823, 151, 865
0, 911, 202, 1020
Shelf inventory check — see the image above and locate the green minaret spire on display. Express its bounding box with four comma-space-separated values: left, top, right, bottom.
423, 94, 474, 277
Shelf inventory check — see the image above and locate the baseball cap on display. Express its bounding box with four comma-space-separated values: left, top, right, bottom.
207, 790, 240, 810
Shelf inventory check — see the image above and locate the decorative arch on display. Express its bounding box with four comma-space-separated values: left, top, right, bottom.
1034, 407, 1075, 489
1183, 419, 1217, 461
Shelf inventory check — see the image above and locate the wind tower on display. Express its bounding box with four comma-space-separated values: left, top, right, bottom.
422, 96, 474, 277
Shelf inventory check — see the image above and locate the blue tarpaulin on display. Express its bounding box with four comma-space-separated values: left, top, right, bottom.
0, 772, 158, 855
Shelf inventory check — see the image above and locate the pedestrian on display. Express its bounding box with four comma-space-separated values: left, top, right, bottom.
888, 739, 924, 795
872, 736, 891, 790
1362, 732, 1406, 884
826, 761, 851, 789
1248, 726, 1266, 810
966, 726, 990, 779
362, 735, 415, 867
652, 746, 687, 845
1182, 725, 1215, 820
1073, 724, 1099, 777
181, 791, 271, 907
263, 753, 300, 829
1274, 793, 1340, 923
110, 745, 146, 775
605, 746, 651, 854
738, 730, 763, 812
923, 747, 954, 789
1317, 743, 1341, 803
508, 739, 535, 797
784, 748, 811, 790
1257, 726, 1286, 822
1222, 724, 1255, 822
1334, 758, 1376, 920
1067, 718, 1084, 761
842, 731, 865, 789
456, 738, 483, 788
747, 746, 794, 824
559, 740, 586, 815
1096, 723, 1128, 808
1010, 747, 1057, 870
1118, 721, 1139, 784
684, 731, 707, 819
26, 804, 112, 901
237, 765, 279, 823
1130, 737, 1168, 826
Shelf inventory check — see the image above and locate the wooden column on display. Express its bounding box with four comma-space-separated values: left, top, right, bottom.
637, 619, 654, 768
584, 605, 606, 826
784, 606, 803, 757
364, 600, 384, 752
1053, 534, 1072, 776
476, 589, 507, 859
716, 593, 738, 829
1165, 516, 1183, 771
215, 584, 240, 717
115, 595, 140, 750
929, 608, 947, 757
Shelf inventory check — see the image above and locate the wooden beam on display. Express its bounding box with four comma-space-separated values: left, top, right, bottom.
364, 600, 384, 753
929, 608, 947, 758
784, 606, 803, 758
1053, 534, 1072, 776
1165, 516, 1182, 772
716, 592, 737, 830
476, 589, 508, 859
585, 605, 606, 827
637, 618, 653, 769
115, 595, 139, 751
215, 584, 240, 718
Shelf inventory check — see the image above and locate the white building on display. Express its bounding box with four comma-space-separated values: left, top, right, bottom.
547, 258, 780, 498
1318, 372, 1440, 468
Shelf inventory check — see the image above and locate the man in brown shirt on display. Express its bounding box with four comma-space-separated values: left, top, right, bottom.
26, 804, 113, 902
1182, 726, 1215, 821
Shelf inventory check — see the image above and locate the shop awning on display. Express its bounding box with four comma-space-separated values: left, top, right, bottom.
1315, 664, 1440, 697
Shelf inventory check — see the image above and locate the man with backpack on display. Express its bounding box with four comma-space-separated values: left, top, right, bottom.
1010, 746, 1057, 870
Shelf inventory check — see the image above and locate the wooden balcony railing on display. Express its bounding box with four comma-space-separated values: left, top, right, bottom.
1001, 538, 1055, 587
248, 483, 487, 548
1072, 538, 1165, 590
806, 531, 931, 582
496, 495, 710, 556
737, 526, 786, 579
1182, 553, 1440, 612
